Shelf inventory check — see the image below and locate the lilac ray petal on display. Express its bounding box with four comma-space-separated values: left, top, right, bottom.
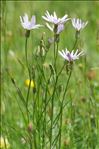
31, 16, 36, 26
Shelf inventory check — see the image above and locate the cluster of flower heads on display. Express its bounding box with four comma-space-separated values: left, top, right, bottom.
42, 11, 70, 34
20, 11, 88, 32
20, 11, 88, 62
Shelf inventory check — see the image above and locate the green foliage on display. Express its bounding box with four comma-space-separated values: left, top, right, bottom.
1, 1, 99, 149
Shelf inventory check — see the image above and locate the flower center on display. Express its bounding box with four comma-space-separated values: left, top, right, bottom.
67, 53, 72, 61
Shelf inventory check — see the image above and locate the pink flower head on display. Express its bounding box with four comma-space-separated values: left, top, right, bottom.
20, 13, 42, 30
42, 11, 69, 25
72, 18, 88, 31
59, 48, 84, 62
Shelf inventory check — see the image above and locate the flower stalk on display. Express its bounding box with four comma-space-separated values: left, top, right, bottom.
25, 36, 31, 108
59, 68, 72, 149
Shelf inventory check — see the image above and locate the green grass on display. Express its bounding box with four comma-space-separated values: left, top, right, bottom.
1, 1, 99, 149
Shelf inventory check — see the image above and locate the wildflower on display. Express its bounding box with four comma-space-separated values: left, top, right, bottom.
25, 79, 35, 88
42, 11, 69, 25
0, 136, 10, 148
58, 48, 84, 62
20, 13, 42, 30
72, 18, 88, 31
46, 23, 64, 34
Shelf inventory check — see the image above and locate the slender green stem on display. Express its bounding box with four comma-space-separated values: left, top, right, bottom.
54, 42, 59, 73
28, 134, 33, 149
25, 37, 31, 107
52, 100, 70, 131
9, 75, 29, 124
42, 72, 52, 148
57, 62, 65, 77
52, 130, 60, 148
50, 77, 58, 149
59, 70, 72, 149
72, 36, 78, 50
10, 76, 26, 105
25, 37, 28, 67
72, 31, 79, 50
35, 60, 52, 125
50, 62, 66, 148
42, 84, 48, 148
54, 33, 56, 62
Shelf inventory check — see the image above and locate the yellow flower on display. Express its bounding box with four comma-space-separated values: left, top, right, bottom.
0, 136, 10, 148
25, 79, 35, 88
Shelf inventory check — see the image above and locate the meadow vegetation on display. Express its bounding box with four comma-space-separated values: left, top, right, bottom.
1, 1, 99, 149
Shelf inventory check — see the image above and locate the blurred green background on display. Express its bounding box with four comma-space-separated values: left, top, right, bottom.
1, 1, 99, 149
